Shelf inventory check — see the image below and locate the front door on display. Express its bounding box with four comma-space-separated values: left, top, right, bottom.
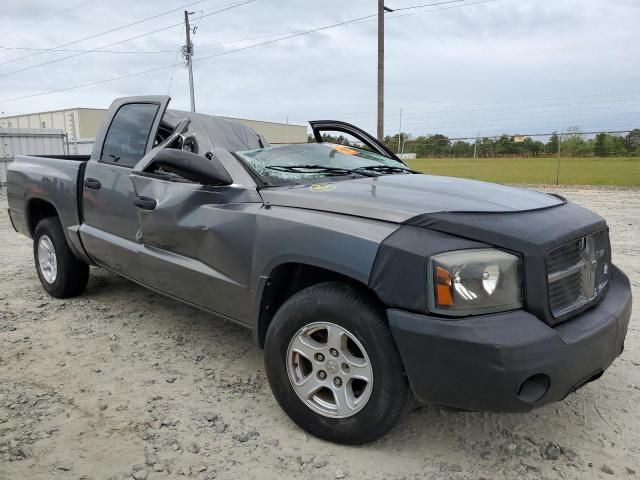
309, 120, 403, 162
80, 96, 170, 278
129, 157, 262, 323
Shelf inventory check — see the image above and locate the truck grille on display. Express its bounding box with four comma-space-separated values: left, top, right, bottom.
547, 228, 611, 321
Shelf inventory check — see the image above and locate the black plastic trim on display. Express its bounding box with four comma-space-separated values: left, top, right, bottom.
7, 208, 18, 233
403, 201, 606, 325
388, 265, 631, 412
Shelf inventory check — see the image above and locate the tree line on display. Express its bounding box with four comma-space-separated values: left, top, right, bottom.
309, 129, 640, 158
383, 128, 640, 158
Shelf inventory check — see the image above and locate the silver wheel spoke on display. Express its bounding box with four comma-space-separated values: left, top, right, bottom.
331, 384, 355, 417
286, 321, 374, 419
325, 324, 345, 352
289, 334, 323, 360
343, 359, 372, 382
296, 374, 324, 400
37, 235, 57, 284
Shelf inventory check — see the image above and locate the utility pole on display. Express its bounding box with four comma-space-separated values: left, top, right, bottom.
184, 10, 196, 113
377, 0, 385, 141
377, 3, 394, 142
472, 133, 479, 177
555, 129, 563, 185
397, 108, 402, 154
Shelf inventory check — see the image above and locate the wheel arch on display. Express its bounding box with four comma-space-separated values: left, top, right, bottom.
255, 261, 383, 348
27, 197, 60, 236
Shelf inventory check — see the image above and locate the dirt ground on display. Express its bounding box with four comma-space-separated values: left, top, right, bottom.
0, 186, 638, 480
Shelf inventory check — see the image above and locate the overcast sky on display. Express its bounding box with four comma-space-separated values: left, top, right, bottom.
1, 0, 639, 138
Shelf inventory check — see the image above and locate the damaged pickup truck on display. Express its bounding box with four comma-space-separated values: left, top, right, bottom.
7, 96, 632, 444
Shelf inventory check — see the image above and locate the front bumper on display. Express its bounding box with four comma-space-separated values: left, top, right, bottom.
388, 265, 632, 412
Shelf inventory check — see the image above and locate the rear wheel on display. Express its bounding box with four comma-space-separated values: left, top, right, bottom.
33, 217, 89, 298
264, 282, 411, 444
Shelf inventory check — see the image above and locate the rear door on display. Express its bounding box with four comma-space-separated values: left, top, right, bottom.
80, 96, 170, 277
309, 120, 404, 163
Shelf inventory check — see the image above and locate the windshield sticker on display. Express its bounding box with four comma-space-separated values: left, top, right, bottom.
310, 183, 336, 192
333, 145, 359, 156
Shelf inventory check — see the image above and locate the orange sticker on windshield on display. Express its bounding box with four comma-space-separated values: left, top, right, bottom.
334, 145, 359, 156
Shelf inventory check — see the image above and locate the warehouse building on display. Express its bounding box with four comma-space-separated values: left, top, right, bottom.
0, 108, 103, 155
0, 108, 307, 154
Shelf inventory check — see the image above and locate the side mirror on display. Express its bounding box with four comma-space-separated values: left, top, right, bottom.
149, 149, 232, 186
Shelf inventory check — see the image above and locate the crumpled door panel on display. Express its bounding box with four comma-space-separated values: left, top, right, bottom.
130, 174, 261, 323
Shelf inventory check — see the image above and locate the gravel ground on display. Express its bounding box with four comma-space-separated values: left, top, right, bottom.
0, 186, 638, 480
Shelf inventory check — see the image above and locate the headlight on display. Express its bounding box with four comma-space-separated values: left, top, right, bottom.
428, 249, 522, 316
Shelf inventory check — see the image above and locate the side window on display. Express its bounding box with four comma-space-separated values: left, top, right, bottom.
313, 130, 376, 153
100, 103, 159, 167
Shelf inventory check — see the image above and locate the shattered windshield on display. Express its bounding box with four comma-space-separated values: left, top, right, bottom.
235, 143, 413, 185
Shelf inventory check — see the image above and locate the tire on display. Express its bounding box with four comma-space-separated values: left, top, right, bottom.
33, 217, 89, 298
264, 282, 411, 444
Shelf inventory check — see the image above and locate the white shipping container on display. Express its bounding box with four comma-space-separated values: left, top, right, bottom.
0, 128, 65, 184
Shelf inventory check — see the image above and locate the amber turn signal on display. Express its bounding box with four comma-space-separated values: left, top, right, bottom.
435, 266, 454, 306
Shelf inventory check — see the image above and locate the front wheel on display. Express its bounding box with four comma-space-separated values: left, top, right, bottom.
264, 282, 411, 444
33, 217, 89, 298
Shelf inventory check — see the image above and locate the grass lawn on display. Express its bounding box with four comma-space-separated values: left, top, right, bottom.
406, 156, 640, 186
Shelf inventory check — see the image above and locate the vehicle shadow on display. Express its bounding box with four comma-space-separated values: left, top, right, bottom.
82, 268, 622, 468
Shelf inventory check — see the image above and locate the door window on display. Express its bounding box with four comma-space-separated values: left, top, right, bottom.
100, 103, 159, 167
312, 130, 376, 153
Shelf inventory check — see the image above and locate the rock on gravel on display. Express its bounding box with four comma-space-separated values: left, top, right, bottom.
233, 431, 259, 443
601, 464, 615, 475
55, 461, 73, 471
542, 444, 562, 461
132, 469, 148, 480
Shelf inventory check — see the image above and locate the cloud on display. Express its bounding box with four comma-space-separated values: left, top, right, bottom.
0, 0, 638, 137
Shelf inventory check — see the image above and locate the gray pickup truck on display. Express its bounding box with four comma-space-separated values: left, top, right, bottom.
7, 95, 632, 444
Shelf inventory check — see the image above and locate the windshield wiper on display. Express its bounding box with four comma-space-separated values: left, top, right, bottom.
266, 164, 418, 177
352, 165, 419, 175
266, 164, 371, 176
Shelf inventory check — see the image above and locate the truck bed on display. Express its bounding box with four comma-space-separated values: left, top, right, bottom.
7, 154, 87, 243
32, 154, 90, 161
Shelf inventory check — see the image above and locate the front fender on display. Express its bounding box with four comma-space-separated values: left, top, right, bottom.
251, 206, 398, 315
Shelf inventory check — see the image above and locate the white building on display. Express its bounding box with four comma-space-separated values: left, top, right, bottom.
0, 108, 307, 154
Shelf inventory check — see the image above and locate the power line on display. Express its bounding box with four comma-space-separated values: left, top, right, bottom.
334, 102, 640, 124
0, 0, 256, 79
0, 64, 178, 103
196, 30, 311, 50
192, 1, 483, 65
0, 0, 479, 72
347, 0, 499, 27
0, 0, 99, 35
0, 24, 302, 57
307, 92, 640, 118
0, 0, 502, 103
195, 0, 494, 51
167, 30, 185, 94
0, 0, 216, 68
392, 0, 466, 11
0, 46, 175, 55
0, 11, 379, 102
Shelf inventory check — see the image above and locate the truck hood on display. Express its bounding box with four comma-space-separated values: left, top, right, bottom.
259, 174, 564, 223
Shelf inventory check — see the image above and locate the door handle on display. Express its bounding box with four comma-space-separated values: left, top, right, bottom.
84, 178, 101, 189
133, 196, 157, 210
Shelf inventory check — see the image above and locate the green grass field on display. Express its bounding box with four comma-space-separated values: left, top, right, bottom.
406, 156, 640, 186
